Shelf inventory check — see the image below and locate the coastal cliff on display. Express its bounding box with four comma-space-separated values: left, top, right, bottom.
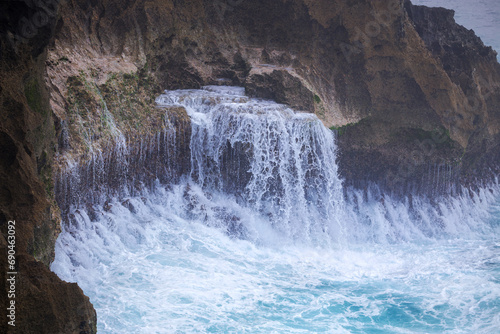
47, 0, 500, 195
0, 1, 96, 333
1, 0, 500, 332
337, 1, 500, 194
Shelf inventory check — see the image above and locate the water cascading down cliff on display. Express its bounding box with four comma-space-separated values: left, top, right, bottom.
54, 86, 498, 247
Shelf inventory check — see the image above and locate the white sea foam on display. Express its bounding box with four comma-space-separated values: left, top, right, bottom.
51, 187, 500, 333
52, 87, 500, 333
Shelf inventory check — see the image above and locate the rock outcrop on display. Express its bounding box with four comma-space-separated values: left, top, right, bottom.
47, 0, 500, 196
336, 1, 500, 195
404, 1, 500, 189
1, 0, 500, 331
0, 1, 97, 333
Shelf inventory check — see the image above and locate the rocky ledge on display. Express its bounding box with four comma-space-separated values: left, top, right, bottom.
47, 0, 500, 196
1, 0, 500, 332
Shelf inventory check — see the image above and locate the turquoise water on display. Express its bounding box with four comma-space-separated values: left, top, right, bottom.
50, 2, 500, 332
51, 186, 500, 333
51, 86, 500, 334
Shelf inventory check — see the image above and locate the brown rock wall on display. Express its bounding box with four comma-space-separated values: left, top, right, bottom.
2, 0, 500, 331
0, 1, 97, 332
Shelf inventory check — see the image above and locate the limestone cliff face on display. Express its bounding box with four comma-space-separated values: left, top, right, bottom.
337, 1, 500, 194
405, 1, 500, 188
0, 1, 96, 333
2, 0, 500, 332
47, 0, 500, 197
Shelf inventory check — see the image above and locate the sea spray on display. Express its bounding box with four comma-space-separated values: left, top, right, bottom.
51, 184, 500, 333
156, 86, 345, 244
52, 86, 500, 333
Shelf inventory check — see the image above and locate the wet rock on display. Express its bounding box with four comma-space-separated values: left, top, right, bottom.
213, 206, 247, 240
1, 1, 97, 332
0, 253, 97, 334
122, 199, 137, 214
48, 0, 500, 196
103, 201, 113, 212
2, 0, 500, 330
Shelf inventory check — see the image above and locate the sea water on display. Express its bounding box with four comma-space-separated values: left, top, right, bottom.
412, 0, 500, 58
51, 188, 500, 333
51, 86, 500, 333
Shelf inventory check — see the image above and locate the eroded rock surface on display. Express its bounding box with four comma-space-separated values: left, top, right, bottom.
48, 0, 500, 196
0, 1, 97, 333
2, 0, 500, 332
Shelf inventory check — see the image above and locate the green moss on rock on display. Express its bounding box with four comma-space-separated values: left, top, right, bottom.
63, 67, 168, 158
24, 77, 46, 116
330, 122, 356, 136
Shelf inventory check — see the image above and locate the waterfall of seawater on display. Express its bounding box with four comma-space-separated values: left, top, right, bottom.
52, 86, 500, 333
155, 86, 345, 246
